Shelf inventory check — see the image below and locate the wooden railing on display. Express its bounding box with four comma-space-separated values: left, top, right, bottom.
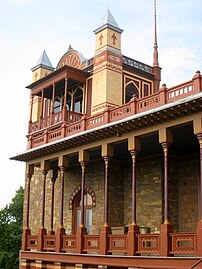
23, 230, 198, 257
27, 71, 202, 149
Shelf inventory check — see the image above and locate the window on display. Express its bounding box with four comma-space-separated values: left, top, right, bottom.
74, 192, 93, 233
73, 88, 83, 113
125, 83, 139, 103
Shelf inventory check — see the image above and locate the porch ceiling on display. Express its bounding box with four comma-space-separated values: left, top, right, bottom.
10, 94, 202, 162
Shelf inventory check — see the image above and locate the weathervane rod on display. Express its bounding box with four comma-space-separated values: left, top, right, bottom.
153, 0, 159, 66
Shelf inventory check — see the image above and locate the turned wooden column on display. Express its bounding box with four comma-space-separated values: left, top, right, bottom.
197, 134, 202, 220
40, 89, 44, 119
28, 94, 34, 130
59, 166, 65, 228
22, 171, 33, 251
25, 174, 32, 229
41, 170, 48, 228
51, 83, 56, 125
127, 149, 139, 256
159, 141, 171, 257
161, 142, 170, 224
130, 150, 138, 225
103, 156, 110, 227
37, 168, 48, 251
196, 133, 202, 256
56, 157, 68, 253
80, 161, 86, 228
49, 169, 57, 234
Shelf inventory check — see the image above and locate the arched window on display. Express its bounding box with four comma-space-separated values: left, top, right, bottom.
74, 192, 93, 233
125, 83, 139, 103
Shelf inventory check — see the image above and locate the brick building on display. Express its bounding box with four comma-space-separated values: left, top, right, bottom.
11, 8, 202, 269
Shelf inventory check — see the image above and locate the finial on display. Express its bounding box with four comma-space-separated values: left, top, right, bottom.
68, 44, 73, 50
153, 0, 159, 66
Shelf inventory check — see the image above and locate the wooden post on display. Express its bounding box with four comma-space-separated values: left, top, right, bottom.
56, 166, 66, 252
160, 142, 171, 256
127, 150, 139, 256
63, 78, 68, 121
49, 169, 57, 234
158, 128, 172, 257
37, 170, 48, 251
100, 144, 113, 255
51, 83, 55, 124
196, 134, 202, 256
56, 156, 68, 252
22, 169, 33, 251
76, 151, 88, 254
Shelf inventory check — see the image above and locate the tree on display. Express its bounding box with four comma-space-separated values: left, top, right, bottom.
0, 187, 24, 269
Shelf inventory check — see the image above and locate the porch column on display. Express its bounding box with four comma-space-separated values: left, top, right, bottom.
193, 118, 202, 256
80, 161, 86, 228
28, 94, 34, 133
56, 156, 68, 252
76, 150, 89, 254
196, 133, 202, 220
22, 165, 34, 251
63, 78, 68, 121
40, 89, 45, 119
127, 136, 140, 256
49, 169, 57, 234
39, 89, 44, 129
159, 128, 172, 256
100, 144, 113, 255
51, 83, 56, 124
37, 160, 50, 251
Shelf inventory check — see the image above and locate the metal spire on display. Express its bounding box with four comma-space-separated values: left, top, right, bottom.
153, 0, 159, 66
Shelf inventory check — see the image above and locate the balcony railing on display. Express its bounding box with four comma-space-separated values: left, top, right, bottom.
23, 229, 198, 257
27, 71, 202, 149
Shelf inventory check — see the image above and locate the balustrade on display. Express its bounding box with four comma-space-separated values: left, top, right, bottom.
24, 230, 198, 256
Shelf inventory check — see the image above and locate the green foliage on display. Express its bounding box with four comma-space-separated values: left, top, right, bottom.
0, 187, 24, 269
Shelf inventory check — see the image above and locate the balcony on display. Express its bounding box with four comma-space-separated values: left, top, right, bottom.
27, 71, 202, 150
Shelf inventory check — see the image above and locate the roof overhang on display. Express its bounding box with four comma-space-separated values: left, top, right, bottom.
27, 65, 90, 94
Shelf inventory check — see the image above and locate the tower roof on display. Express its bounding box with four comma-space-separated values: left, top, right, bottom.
31, 50, 54, 71
94, 9, 123, 34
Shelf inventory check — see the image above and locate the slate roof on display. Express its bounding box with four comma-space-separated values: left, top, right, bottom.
94, 9, 123, 34
32, 50, 54, 71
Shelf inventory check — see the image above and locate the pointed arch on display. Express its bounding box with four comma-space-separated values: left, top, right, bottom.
125, 82, 139, 103
69, 185, 96, 210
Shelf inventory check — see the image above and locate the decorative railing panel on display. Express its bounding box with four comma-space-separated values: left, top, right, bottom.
110, 104, 132, 121
62, 235, 76, 252
137, 234, 160, 254
108, 234, 127, 254
83, 235, 100, 253
86, 113, 105, 129
43, 235, 56, 251
52, 111, 63, 125
170, 233, 197, 255
32, 133, 45, 148
137, 93, 160, 113
167, 81, 194, 101
27, 235, 38, 250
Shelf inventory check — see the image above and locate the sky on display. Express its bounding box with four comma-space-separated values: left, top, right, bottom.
0, 0, 202, 209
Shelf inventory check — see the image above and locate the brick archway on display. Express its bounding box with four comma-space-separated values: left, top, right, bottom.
69, 185, 96, 210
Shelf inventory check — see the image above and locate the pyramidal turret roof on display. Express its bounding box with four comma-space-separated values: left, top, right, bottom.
31, 50, 54, 71
94, 9, 123, 34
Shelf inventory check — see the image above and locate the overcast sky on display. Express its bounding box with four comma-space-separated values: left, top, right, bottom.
0, 0, 201, 209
